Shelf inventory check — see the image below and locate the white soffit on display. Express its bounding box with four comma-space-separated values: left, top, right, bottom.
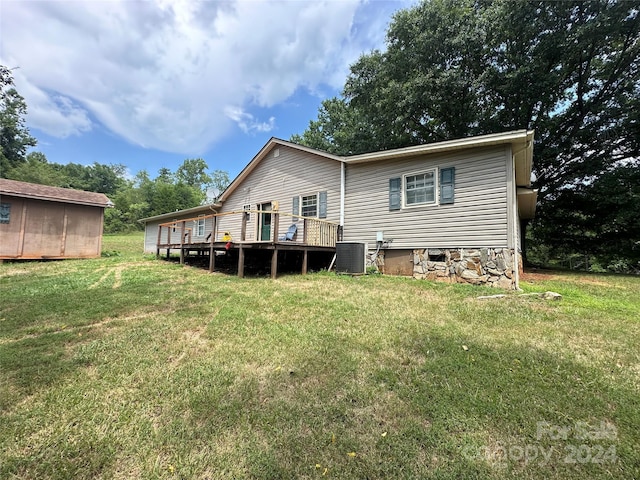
517, 188, 538, 220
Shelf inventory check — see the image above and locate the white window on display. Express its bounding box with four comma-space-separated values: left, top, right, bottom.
404, 170, 436, 206
301, 194, 318, 217
196, 215, 205, 236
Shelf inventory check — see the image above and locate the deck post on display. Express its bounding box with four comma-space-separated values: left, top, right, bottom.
209, 245, 215, 272
302, 248, 308, 274
209, 217, 216, 272
273, 212, 279, 242
179, 221, 186, 264
241, 212, 248, 241
271, 247, 278, 279
156, 225, 162, 258
303, 218, 308, 244
238, 245, 245, 278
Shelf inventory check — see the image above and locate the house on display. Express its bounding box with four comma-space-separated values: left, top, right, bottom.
0, 179, 112, 260
145, 130, 537, 288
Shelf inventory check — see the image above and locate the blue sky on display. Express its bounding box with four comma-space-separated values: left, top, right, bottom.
2, 0, 415, 181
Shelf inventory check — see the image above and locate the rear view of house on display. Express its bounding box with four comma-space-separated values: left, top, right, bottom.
145, 130, 537, 288
0, 179, 112, 260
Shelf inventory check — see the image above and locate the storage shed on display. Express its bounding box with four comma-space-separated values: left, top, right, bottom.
0, 179, 112, 260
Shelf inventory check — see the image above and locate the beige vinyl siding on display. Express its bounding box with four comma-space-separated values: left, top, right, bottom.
143, 214, 215, 253
144, 222, 160, 253
217, 145, 342, 241
343, 145, 510, 249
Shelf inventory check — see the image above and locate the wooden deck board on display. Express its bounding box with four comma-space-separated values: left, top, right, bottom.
157, 241, 335, 252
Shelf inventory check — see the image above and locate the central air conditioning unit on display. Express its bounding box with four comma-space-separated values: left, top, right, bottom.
335, 242, 367, 274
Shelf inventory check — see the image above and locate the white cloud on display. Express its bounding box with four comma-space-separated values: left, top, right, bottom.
14, 71, 93, 138
0, 0, 402, 155
224, 106, 275, 135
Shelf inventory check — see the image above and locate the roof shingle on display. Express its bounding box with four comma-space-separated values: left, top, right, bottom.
0, 178, 112, 207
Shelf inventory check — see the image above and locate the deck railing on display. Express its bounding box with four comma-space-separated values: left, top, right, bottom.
156, 210, 341, 250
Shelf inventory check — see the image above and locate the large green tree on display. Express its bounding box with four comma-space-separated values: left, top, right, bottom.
293, 0, 640, 270
1, 65, 37, 174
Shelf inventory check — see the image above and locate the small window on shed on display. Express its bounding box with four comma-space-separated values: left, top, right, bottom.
0, 203, 11, 224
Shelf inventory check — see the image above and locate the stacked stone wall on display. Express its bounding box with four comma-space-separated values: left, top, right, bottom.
411, 248, 517, 288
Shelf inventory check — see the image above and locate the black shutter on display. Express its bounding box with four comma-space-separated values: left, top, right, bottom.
318, 191, 327, 218
292, 196, 299, 220
389, 177, 401, 211
440, 167, 455, 204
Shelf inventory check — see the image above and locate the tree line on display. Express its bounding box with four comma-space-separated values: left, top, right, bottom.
292, 0, 640, 273
1, 66, 229, 234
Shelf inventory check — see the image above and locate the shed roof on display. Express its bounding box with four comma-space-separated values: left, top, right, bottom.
0, 179, 112, 207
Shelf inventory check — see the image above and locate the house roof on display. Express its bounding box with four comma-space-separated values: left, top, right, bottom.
0, 178, 112, 208
343, 129, 535, 187
218, 131, 535, 204
139, 202, 221, 223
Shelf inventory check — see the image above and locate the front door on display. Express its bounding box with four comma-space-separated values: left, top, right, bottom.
258, 202, 272, 241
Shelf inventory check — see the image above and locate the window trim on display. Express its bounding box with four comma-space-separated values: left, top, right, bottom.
402, 168, 438, 208
301, 193, 318, 218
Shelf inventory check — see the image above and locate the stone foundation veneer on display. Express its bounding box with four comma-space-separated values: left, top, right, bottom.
410, 248, 517, 289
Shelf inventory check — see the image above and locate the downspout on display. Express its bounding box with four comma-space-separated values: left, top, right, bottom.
340, 161, 345, 226
512, 154, 520, 290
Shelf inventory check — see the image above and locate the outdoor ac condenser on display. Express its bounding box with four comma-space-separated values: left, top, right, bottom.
335, 242, 367, 274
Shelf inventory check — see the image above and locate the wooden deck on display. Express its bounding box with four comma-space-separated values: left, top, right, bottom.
155, 210, 341, 278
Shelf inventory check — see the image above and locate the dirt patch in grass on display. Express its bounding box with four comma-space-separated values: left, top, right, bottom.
520, 270, 559, 282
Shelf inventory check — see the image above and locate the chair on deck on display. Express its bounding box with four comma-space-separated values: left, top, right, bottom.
279, 224, 297, 241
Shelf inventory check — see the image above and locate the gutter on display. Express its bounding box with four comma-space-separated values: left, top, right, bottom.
340, 162, 345, 226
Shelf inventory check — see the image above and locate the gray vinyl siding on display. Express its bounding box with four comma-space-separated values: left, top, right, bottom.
343, 145, 510, 249
217, 145, 342, 241
143, 213, 215, 253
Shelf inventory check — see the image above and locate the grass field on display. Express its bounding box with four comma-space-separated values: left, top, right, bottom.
1, 233, 638, 479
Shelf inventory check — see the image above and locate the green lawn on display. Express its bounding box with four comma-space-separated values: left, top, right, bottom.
1, 233, 638, 479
